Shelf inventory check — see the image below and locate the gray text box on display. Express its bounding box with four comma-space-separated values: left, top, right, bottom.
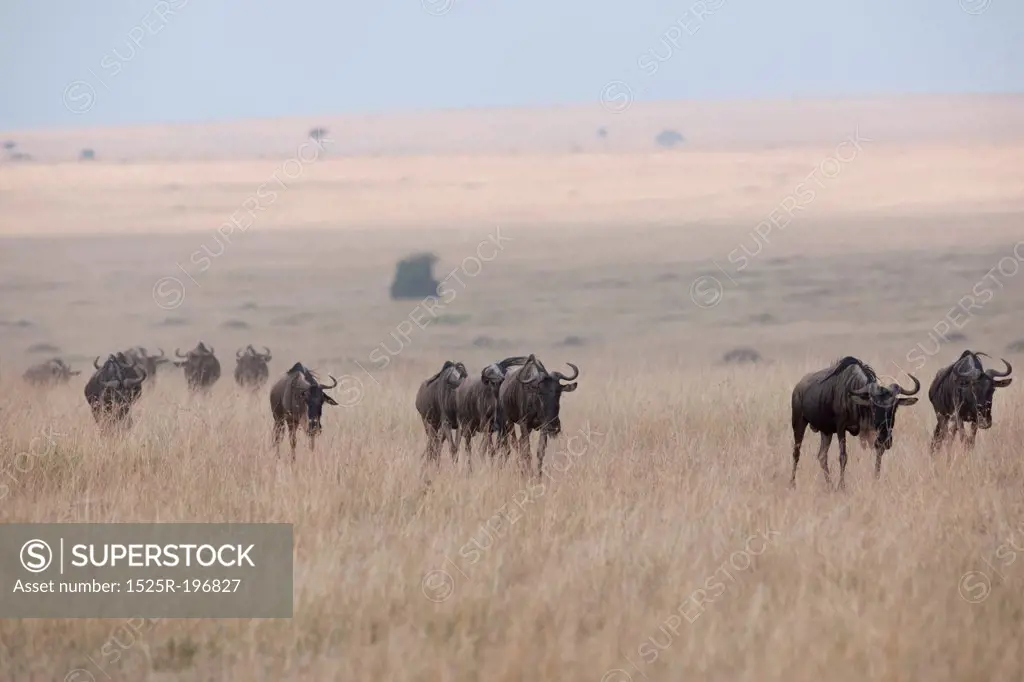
0, 523, 292, 617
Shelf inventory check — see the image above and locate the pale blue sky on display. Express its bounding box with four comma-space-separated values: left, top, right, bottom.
1, 0, 1020, 130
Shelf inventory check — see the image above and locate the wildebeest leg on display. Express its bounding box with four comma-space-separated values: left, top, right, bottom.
790, 417, 808, 487
874, 447, 884, 479
442, 421, 459, 464
518, 424, 532, 475
272, 419, 285, 455
287, 423, 298, 462
816, 433, 833, 488
966, 421, 979, 449
422, 420, 441, 464
536, 432, 549, 479
930, 415, 949, 454
837, 433, 849, 491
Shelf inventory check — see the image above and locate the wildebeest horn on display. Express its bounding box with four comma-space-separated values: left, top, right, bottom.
552, 362, 579, 382
517, 357, 544, 385
206, 346, 214, 355
320, 374, 338, 390
155, 348, 165, 358
94, 356, 102, 369
123, 368, 147, 387
496, 356, 529, 371
262, 346, 272, 360
988, 358, 1012, 378
897, 374, 921, 396
236, 348, 244, 359
175, 348, 187, 358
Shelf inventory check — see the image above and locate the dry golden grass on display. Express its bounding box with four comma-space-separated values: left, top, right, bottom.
3, 95, 1024, 680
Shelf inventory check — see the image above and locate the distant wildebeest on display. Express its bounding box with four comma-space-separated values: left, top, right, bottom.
123, 347, 169, 386
929, 350, 1012, 452
173, 342, 221, 392
234, 345, 272, 391
415, 360, 469, 464
790, 356, 920, 489
496, 354, 579, 476
268, 363, 338, 460
22, 358, 81, 386
455, 356, 529, 461
83, 352, 148, 430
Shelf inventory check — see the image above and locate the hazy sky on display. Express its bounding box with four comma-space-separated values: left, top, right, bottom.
1, 0, 1020, 130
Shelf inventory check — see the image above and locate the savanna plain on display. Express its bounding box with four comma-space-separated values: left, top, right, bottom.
3, 96, 1024, 680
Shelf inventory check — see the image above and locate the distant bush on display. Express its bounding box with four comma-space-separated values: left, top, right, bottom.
309, 127, 329, 143
79, 148, 96, 161
655, 129, 685, 149
390, 253, 440, 300
722, 347, 763, 365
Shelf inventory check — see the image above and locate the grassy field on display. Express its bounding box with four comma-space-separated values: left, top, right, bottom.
2, 95, 1024, 680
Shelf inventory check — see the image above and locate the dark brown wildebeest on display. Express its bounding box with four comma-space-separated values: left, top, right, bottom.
123, 347, 169, 386
83, 352, 147, 431
928, 350, 1012, 453
455, 356, 529, 462
496, 354, 579, 476
22, 358, 81, 387
173, 342, 221, 392
415, 360, 469, 464
790, 356, 920, 489
234, 345, 272, 391
268, 362, 338, 460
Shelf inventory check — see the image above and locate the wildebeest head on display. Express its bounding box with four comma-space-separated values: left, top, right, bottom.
286, 362, 338, 435
125, 347, 168, 378
515, 354, 579, 435
429, 360, 469, 389
237, 344, 272, 362
481, 356, 530, 387
840, 361, 920, 451
951, 351, 1013, 429
174, 341, 215, 366
95, 353, 147, 389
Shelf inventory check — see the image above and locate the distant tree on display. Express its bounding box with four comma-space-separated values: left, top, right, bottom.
596, 127, 608, 139
2, 141, 15, 151
389, 252, 441, 300
654, 129, 685, 149
79, 148, 96, 161
309, 127, 329, 143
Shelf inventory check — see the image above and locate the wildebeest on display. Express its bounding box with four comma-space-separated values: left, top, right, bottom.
83, 352, 148, 430
415, 360, 469, 464
268, 362, 338, 460
455, 356, 529, 461
22, 358, 81, 386
928, 350, 1012, 452
173, 342, 221, 392
123, 347, 169, 386
496, 354, 579, 476
790, 356, 920, 489
234, 345, 272, 391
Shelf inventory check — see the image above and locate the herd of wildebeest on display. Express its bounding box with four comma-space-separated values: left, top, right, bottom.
12, 342, 1015, 486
